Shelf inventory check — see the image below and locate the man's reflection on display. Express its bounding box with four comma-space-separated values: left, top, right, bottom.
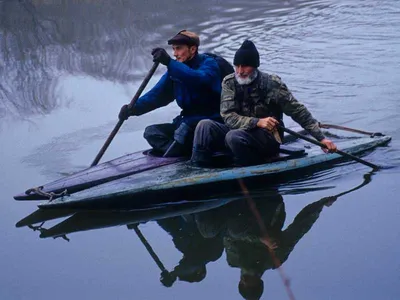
157, 214, 224, 285
193, 192, 336, 299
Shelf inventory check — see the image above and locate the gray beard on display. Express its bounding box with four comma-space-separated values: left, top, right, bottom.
235, 69, 258, 85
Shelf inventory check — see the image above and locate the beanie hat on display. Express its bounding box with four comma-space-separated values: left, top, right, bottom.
233, 40, 260, 68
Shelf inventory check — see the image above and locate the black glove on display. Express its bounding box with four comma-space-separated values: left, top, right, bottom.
118, 104, 133, 121
160, 270, 177, 287
151, 48, 171, 66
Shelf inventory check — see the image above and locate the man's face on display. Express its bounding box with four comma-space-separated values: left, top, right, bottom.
235, 65, 256, 79
172, 44, 197, 62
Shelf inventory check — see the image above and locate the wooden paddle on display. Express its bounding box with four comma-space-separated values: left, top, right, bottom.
129, 224, 176, 287
318, 123, 384, 137
90, 62, 160, 167
280, 126, 380, 170
237, 179, 296, 300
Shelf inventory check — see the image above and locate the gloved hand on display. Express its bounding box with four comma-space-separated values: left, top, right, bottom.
118, 104, 133, 121
151, 48, 171, 66
160, 270, 177, 287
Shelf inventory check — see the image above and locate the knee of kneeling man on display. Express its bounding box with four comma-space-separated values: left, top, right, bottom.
143, 125, 157, 139
195, 119, 215, 131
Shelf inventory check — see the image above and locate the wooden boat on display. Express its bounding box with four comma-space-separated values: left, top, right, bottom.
14, 152, 184, 201
37, 134, 391, 210
37, 198, 238, 239
14, 132, 307, 201
28, 168, 374, 239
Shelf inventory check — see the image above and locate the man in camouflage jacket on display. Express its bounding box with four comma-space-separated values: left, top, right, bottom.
191, 40, 336, 167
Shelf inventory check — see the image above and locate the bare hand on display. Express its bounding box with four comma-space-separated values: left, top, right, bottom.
320, 138, 337, 153
257, 117, 279, 131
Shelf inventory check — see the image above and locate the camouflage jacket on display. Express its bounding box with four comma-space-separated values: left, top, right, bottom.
220, 71, 325, 141
225, 197, 325, 273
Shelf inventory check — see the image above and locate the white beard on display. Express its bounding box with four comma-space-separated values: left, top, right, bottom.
235, 69, 258, 85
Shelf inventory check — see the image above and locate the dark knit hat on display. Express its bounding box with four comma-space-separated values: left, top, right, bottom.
233, 40, 260, 68
238, 277, 264, 300
168, 30, 200, 47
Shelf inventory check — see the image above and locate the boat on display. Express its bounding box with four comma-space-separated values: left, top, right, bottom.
13, 131, 307, 201
14, 151, 184, 201
35, 198, 238, 239
16, 197, 238, 239
15, 208, 77, 228
37, 134, 391, 210
15, 187, 319, 238
21, 169, 373, 239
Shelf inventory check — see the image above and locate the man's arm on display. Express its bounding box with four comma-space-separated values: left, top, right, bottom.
271, 77, 336, 151
167, 57, 220, 91
274, 199, 326, 265
220, 76, 259, 130
133, 73, 175, 115
270, 76, 325, 141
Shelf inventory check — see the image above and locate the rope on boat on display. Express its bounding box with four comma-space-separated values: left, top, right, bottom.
25, 186, 69, 202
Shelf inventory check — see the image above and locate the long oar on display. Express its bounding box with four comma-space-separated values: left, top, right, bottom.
130, 224, 168, 272
128, 224, 176, 287
319, 170, 374, 205
237, 179, 296, 300
91, 62, 160, 167
319, 123, 383, 137
280, 126, 379, 170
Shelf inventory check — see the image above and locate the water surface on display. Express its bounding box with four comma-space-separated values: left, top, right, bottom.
1, 1, 400, 299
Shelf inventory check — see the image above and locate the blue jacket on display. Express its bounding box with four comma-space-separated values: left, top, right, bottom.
134, 53, 223, 126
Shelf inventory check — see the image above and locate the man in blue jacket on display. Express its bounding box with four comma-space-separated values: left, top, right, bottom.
119, 30, 223, 157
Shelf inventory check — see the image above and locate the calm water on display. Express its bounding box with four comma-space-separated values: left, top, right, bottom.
1, 0, 400, 299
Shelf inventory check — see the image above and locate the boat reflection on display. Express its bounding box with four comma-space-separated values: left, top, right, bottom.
15, 171, 373, 298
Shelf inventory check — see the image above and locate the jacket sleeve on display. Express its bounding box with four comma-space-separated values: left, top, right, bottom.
275, 78, 325, 141
167, 57, 220, 90
133, 72, 174, 115
220, 77, 259, 130
275, 200, 324, 266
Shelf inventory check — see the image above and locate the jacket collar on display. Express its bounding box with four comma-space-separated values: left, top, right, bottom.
184, 53, 201, 68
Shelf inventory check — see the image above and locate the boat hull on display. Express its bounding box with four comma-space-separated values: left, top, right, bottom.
38, 135, 391, 210
14, 151, 184, 200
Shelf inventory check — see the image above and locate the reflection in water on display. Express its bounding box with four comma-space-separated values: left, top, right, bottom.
0, 0, 61, 117
16, 171, 372, 298
5, 0, 400, 298
1, 0, 158, 117
194, 193, 331, 300
157, 215, 224, 285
